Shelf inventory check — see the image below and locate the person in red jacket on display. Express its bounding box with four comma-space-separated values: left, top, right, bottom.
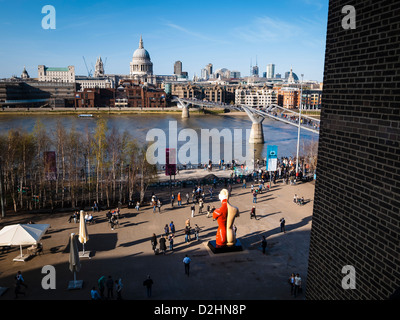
213, 189, 229, 247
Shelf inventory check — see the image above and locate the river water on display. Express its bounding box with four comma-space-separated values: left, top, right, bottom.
0, 113, 318, 165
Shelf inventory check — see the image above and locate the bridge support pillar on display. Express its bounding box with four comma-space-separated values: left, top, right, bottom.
242, 106, 265, 144
249, 122, 264, 144
182, 105, 190, 118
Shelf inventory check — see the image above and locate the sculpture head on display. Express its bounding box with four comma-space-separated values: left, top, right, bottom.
219, 189, 229, 202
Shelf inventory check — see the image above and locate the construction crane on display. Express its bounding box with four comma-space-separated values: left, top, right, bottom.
82, 56, 92, 77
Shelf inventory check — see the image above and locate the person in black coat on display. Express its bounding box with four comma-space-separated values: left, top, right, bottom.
151, 233, 157, 251
159, 236, 167, 254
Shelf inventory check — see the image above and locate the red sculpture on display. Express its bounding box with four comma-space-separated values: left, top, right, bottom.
213, 190, 229, 247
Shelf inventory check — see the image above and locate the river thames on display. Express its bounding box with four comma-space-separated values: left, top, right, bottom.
0, 113, 318, 165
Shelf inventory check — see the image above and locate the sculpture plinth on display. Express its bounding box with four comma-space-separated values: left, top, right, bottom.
207, 239, 243, 254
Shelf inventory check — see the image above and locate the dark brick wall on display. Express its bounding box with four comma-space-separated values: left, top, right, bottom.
306, 0, 400, 299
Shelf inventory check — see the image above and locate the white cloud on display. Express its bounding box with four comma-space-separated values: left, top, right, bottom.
164, 21, 231, 45
233, 16, 303, 43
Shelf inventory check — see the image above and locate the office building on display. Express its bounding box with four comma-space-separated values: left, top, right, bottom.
266, 64, 275, 79
38, 65, 75, 83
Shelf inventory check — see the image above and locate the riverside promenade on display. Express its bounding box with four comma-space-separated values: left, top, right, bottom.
0, 167, 314, 301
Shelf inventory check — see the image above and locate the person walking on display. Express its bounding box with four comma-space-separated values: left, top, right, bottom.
135, 201, 140, 211
252, 191, 257, 203
261, 236, 267, 254
143, 275, 153, 298
250, 206, 256, 219
294, 273, 302, 298
183, 255, 191, 276
106, 275, 114, 300
280, 217, 286, 233
242, 178, 246, 188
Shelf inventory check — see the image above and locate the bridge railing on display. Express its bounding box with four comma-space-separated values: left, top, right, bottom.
172, 97, 320, 134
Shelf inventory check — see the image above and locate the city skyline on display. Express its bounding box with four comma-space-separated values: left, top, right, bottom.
0, 0, 328, 81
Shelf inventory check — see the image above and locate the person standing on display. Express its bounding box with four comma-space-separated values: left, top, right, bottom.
115, 279, 123, 300
164, 224, 169, 237
198, 199, 204, 214
186, 192, 190, 205
168, 234, 174, 251
280, 218, 286, 233
171, 194, 175, 207
157, 199, 162, 213
98, 275, 106, 299
183, 255, 191, 276
289, 273, 295, 296
294, 273, 302, 297
177, 192, 182, 206
185, 225, 191, 243
151, 233, 158, 252
261, 236, 267, 254
194, 224, 201, 241
252, 191, 257, 203
169, 221, 175, 236
159, 236, 167, 255
191, 204, 195, 217
106, 275, 114, 300
143, 275, 153, 298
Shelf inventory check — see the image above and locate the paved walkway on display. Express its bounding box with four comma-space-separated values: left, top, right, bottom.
0, 175, 314, 301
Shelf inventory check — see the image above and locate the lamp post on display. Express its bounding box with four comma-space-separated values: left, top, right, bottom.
0, 157, 5, 218
253, 148, 256, 172
296, 74, 304, 179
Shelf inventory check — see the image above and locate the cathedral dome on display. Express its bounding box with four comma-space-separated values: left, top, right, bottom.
130, 35, 153, 76
133, 48, 150, 60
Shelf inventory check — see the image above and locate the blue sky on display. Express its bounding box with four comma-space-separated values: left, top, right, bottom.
0, 0, 328, 81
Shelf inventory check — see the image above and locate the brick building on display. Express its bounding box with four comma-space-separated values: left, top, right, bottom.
74, 88, 115, 108
306, 0, 400, 299
275, 86, 300, 109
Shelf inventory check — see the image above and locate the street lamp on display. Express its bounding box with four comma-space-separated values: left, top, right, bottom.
296, 74, 304, 179
253, 148, 256, 172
